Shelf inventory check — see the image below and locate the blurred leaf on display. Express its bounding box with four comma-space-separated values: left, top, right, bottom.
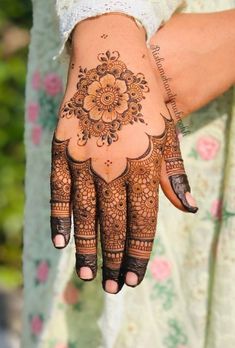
0, 0, 32, 288
0, 266, 22, 289
0, 1, 32, 28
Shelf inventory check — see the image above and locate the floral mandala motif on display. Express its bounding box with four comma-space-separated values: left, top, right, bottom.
61, 50, 150, 146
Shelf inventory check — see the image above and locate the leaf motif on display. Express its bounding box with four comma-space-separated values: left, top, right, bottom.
107, 135, 113, 145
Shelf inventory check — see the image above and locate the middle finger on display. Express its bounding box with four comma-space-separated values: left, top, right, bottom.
95, 174, 128, 293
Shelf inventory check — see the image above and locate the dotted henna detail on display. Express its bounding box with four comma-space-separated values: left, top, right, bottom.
50, 138, 71, 205
50, 138, 72, 247
50, 113, 197, 290
67, 129, 166, 288
162, 115, 198, 213
101, 33, 108, 39
58, 117, 168, 289
94, 131, 166, 287
104, 159, 112, 167
50, 111, 197, 288
163, 116, 185, 176
60, 50, 150, 147
68, 158, 98, 278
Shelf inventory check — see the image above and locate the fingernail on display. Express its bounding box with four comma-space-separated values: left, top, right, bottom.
185, 192, 198, 213
105, 280, 118, 294
80, 267, 93, 280
125, 272, 138, 287
54, 234, 65, 247
185, 192, 197, 206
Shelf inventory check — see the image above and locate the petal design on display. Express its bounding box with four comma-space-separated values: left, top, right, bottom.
115, 100, 128, 114
100, 74, 115, 88
102, 109, 117, 123
89, 106, 103, 120
120, 92, 129, 101
115, 79, 127, 94
83, 95, 96, 111
87, 81, 101, 95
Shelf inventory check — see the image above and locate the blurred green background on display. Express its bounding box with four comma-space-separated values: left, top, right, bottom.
0, 1, 32, 289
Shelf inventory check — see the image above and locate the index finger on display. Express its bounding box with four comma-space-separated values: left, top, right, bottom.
50, 134, 72, 248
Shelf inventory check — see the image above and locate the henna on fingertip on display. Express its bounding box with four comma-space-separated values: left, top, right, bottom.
101, 266, 125, 293
124, 256, 149, 287
50, 216, 71, 248
75, 253, 97, 280
162, 115, 198, 213
169, 174, 198, 213
50, 137, 72, 248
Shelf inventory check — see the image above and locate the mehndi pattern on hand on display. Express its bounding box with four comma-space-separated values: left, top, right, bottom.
50, 48, 198, 293
163, 113, 198, 213
50, 120, 168, 292
60, 50, 149, 146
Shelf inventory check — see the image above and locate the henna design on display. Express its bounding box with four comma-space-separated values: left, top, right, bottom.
163, 115, 198, 213
163, 115, 185, 176
104, 160, 112, 167
50, 49, 197, 291
68, 157, 98, 278
124, 131, 164, 286
50, 112, 197, 289
50, 116, 169, 291
60, 50, 150, 146
51, 216, 71, 248
50, 138, 72, 248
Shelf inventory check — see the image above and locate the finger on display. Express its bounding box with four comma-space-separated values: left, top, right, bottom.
68, 156, 98, 280
125, 134, 162, 286
160, 158, 186, 211
160, 114, 198, 213
50, 134, 72, 248
95, 176, 127, 293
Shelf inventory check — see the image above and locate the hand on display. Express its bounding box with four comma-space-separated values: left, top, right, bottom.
49, 13, 198, 294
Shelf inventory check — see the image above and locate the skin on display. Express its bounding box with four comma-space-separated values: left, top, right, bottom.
52, 9, 235, 293
149, 10, 235, 117
147, 9, 235, 211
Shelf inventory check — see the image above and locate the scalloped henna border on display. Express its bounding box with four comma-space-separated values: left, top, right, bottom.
52, 113, 172, 185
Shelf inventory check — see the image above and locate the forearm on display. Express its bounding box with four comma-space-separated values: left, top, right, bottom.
148, 10, 235, 117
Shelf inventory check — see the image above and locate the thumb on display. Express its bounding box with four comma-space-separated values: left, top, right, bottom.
160, 114, 198, 213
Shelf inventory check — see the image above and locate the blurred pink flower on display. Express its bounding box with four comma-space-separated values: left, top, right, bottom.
27, 102, 39, 122
31, 125, 42, 145
32, 71, 41, 90
211, 199, 222, 220
44, 73, 62, 96
150, 257, 171, 281
63, 281, 80, 305
55, 344, 69, 348
196, 136, 220, 160
30, 315, 43, 336
36, 260, 49, 283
